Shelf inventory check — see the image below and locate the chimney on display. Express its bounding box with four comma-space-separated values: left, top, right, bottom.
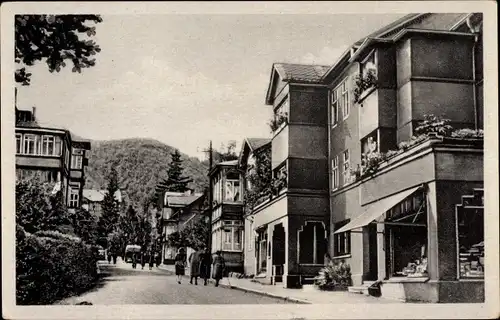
31, 107, 36, 121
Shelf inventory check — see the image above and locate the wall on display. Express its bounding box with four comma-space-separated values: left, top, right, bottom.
16, 156, 61, 168
271, 126, 289, 169
288, 158, 328, 190
253, 196, 288, 229
288, 125, 327, 159
243, 218, 256, 276
289, 86, 328, 125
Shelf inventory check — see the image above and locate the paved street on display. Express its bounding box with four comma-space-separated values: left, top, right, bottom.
56, 259, 294, 305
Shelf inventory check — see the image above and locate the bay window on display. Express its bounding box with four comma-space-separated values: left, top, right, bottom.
221, 220, 244, 251
225, 179, 241, 202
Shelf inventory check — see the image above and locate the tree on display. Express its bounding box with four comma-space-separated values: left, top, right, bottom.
158, 150, 193, 193
213, 140, 238, 163
183, 219, 209, 251
16, 179, 70, 234
244, 147, 272, 214
15, 15, 103, 86
69, 208, 99, 244
97, 166, 120, 246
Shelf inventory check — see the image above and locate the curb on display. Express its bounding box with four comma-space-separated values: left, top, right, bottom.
211, 280, 310, 304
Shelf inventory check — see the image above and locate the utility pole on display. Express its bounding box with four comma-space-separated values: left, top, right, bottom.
200, 141, 213, 254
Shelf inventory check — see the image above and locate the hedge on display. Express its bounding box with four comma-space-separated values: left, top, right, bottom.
16, 226, 99, 305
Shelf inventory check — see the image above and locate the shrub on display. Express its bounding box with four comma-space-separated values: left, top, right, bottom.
361, 152, 387, 176
16, 226, 99, 305
353, 69, 377, 103
451, 128, 484, 139
414, 114, 453, 137
314, 260, 352, 290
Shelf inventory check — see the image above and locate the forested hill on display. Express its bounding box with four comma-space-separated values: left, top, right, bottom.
84, 138, 209, 209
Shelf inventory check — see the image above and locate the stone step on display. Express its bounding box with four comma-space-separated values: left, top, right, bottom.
348, 286, 369, 295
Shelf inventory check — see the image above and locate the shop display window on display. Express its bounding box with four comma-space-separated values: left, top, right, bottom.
457, 207, 484, 279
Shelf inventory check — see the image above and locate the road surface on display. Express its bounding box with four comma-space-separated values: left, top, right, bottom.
57, 259, 294, 305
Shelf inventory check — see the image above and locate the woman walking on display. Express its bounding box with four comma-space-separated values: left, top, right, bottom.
140, 252, 146, 270
148, 252, 154, 270
211, 250, 225, 287
188, 249, 201, 285
199, 247, 212, 286
174, 248, 187, 284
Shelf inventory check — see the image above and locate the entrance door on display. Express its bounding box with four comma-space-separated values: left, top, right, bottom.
272, 224, 286, 281
259, 239, 267, 272
367, 223, 378, 280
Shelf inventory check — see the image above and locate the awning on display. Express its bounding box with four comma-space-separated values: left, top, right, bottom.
334, 185, 423, 234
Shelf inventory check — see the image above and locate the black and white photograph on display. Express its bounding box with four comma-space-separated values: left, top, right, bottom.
1, 1, 498, 319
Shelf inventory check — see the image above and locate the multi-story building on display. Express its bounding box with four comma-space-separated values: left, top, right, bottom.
246, 13, 484, 302
209, 160, 245, 274
158, 191, 204, 264
324, 12, 484, 303
15, 106, 91, 211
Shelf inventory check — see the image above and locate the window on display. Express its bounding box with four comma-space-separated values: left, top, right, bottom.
331, 89, 339, 126
361, 50, 376, 77
68, 185, 80, 208
23, 134, 38, 155
342, 150, 350, 185
54, 137, 62, 156
71, 149, 84, 169
16, 134, 22, 154
332, 156, 339, 190
220, 220, 244, 251
334, 219, 351, 256
225, 179, 241, 202
248, 222, 254, 251
298, 221, 326, 264
341, 81, 350, 119
41, 136, 55, 156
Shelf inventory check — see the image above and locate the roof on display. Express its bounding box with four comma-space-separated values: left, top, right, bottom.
82, 189, 122, 203
321, 13, 475, 82
246, 138, 271, 152
274, 63, 330, 83
165, 194, 203, 207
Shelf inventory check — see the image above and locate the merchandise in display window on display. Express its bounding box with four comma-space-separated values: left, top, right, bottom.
457, 206, 484, 279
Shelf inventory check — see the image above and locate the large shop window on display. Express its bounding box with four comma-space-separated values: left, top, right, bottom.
385, 190, 428, 278
334, 219, 351, 256
298, 222, 326, 265
457, 206, 484, 279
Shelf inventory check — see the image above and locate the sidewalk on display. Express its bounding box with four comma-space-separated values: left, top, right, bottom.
157, 264, 400, 304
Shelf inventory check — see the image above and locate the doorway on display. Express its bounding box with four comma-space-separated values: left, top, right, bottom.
367, 223, 378, 280
272, 224, 286, 282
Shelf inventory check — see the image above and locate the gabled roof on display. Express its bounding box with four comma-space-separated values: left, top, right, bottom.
165, 194, 203, 207
266, 63, 330, 105
321, 13, 476, 83
238, 137, 271, 167
246, 138, 271, 152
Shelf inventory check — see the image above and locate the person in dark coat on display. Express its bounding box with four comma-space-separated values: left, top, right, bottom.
199, 247, 212, 286
112, 254, 117, 264
148, 252, 154, 270
155, 252, 161, 267
188, 250, 201, 285
140, 252, 146, 270
132, 253, 137, 269
211, 250, 225, 287
174, 248, 187, 284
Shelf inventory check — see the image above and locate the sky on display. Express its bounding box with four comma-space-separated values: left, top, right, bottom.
17, 13, 406, 160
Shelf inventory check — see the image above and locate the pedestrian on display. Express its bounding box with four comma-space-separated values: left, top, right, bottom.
174, 248, 187, 284
141, 252, 146, 270
132, 253, 137, 269
107, 251, 112, 264
188, 249, 201, 285
199, 247, 212, 286
113, 254, 117, 264
148, 252, 154, 270
211, 250, 225, 287
155, 252, 161, 268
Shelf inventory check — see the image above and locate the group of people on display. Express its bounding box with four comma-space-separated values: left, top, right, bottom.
131, 251, 161, 270
174, 247, 226, 287
106, 252, 118, 264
